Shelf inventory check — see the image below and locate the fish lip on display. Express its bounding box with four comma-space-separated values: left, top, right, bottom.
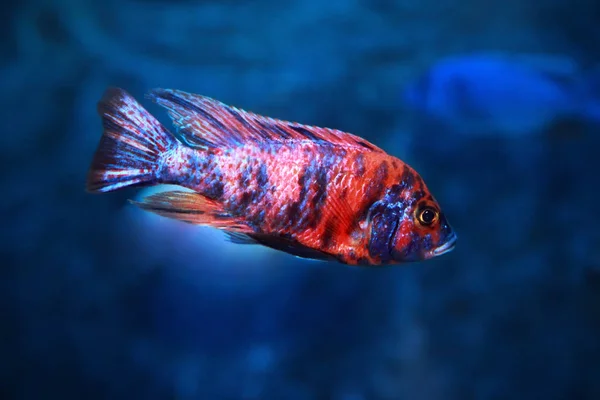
432, 233, 457, 256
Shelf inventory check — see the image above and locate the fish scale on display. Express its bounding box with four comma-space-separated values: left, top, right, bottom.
86, 87, 457, 266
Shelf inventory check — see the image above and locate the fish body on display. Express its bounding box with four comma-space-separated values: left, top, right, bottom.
87, 87, 456, 266
403, 52, 600, 136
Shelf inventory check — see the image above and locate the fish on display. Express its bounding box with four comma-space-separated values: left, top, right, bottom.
402, 52, 600, 137
86, 87, 456, 266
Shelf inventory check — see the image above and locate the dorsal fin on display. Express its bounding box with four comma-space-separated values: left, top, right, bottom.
146, 88, 385, 152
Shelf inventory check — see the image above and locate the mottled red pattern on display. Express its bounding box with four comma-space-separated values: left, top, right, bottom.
87, 87, 456, 266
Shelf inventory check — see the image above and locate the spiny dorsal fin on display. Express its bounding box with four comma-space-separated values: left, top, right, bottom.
146, 88, 385, 152
130, 190, 251, 232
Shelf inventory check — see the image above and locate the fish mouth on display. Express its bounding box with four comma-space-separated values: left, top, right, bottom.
432, 233, 457, 256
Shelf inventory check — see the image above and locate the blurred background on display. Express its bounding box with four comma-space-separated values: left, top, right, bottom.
2, 0, 600, 399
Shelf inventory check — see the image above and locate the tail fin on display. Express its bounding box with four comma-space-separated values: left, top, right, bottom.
86, 87, 177, 193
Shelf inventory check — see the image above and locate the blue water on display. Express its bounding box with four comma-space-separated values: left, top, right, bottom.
2, 0, 600, 399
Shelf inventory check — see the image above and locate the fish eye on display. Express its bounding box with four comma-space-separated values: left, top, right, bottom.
416, 206, 439, 226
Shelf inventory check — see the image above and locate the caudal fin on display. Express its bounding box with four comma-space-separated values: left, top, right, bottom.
86, 87, 177, 193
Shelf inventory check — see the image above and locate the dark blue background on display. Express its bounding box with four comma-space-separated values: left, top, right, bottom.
2, 0, 600, 399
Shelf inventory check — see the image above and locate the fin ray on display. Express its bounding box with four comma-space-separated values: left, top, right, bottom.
237, 233, 337, 262
130, 190, 251, 231
147, 88, 385, 152
86, 87, 177, 193
223, 231, 259, 244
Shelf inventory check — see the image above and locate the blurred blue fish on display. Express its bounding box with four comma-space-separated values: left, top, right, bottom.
402, 52, 600, 136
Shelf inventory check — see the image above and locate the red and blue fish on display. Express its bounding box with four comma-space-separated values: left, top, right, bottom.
86, 87, 456, 265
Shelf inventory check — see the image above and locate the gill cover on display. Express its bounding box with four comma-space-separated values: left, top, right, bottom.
367, 201, 402, 264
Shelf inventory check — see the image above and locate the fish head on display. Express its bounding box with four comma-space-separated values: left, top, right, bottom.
366, 177, 456, 264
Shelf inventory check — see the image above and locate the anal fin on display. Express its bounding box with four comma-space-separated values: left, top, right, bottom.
130, 190, 251, 232
133, 190, 341, 263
